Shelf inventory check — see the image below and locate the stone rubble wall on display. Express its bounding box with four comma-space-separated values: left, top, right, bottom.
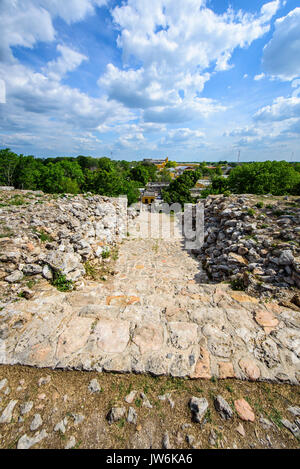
0, 191, 137, 296
192, 195, 300, 300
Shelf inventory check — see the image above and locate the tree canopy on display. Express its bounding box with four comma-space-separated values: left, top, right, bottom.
0, 149, 159, 205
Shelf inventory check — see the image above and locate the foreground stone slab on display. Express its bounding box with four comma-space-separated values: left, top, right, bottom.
0, 211, 299, 384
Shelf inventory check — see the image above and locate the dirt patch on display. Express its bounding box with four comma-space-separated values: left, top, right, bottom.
0, 365, 299, 449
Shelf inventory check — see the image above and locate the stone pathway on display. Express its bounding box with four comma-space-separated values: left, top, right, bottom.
0, 211, 299, 383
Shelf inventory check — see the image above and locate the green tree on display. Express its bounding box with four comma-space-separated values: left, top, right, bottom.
0, 148, 19, 186
14, 155, 43, 190
228, 161, 300, 195
40, 161, 82, 194
130, 165, 150, 186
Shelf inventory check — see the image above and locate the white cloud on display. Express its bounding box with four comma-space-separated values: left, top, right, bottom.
0, 80, 6, 104
0, 0, 109, 63
225, 127, 262, 138
0, 0, 55, 63
254, 73, 266, 81
254, 96, 300, 121
36, 0, 108, 25
0, 60, 136, 153
260, 0, 281, 22
262, 7, 300, 80
45, 45, 88, 81
161, 128, 205, 146
98, 0, 280, 124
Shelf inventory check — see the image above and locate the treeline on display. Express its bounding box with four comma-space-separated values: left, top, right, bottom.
163, 161, 300, 205
0, 149, 163, 204
1, 149, 299, 206
205, 161, 300, 198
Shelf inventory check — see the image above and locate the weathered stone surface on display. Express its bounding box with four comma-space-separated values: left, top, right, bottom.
107, 407, 126, 424
203, 325, 233, 359
190, 346, 211, 379
30, 413, 43, 431
5, 271, 23, 283
65, 436, 76, 450
287, 406, 300, 417
20, 401, 33, 415
168, 322, 198, 350
162, 432, 171, 449
214, 395, 233, 420
17, 430, 48, 449
125, 390, 137, 404
236, 423, 246, 437
132, 323, 164, 355
0, 378, 8, 391
56, 318, 94, 360
45, 251, 84, 279
230, 292, 259, 304
255, 310, 279, 330
189, 397, 209, 423
281, 419, 300, 439
234, 399, 255, 422
54, 417, 68, 433
93, 320, 130, 353
218, 362, 236, 379
0, 207, 299, 384
239, 358, 261, 381
127, 407, 137, 425
0, 399, 18, 423
88, 378, 101, 393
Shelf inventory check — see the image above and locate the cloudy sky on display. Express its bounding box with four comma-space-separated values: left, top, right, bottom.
0, 0, 299, 162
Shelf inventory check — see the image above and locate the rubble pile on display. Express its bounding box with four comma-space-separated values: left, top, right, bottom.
196, 194, 300, 301
0, 190, 136, 308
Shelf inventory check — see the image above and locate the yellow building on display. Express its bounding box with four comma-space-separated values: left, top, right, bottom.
155, 157, 169, 170
142, 191, 157, 205
143, 157, 168, 170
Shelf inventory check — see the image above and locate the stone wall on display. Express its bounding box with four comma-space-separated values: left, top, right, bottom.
0, 191, 136, 305
192, 195, 300, 301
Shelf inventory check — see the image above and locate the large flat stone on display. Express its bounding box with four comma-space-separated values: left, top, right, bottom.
93, 320, 130, 353
132, 323, 164, 355
168, 322, 198, 350
56, 317, 94, 360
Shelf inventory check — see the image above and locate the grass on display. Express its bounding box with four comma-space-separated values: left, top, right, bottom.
26, 279, 38, 289
33, 228, 53, 243
101, 248, 111, 259
269, 408, 283, 428
230, 278, 246, 291
84, 261, 98, 280
84, 249, 119, 281
273, 209, 285, 217
0, 195, 27, 207
134, 398, 142, 408
51, 271, 74, 292
152, 240, 159, 253
247, 208, 256, 217
0, 225, 14, 238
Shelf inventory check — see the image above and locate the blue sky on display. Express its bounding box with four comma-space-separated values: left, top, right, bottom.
0, 0, 299, 162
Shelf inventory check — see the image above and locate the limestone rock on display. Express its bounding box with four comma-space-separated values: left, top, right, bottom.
107, 407, 126, 425
214, 395, 233, 420
17, 430, 48, 449
234, 399, 255, 422
189, 397, 209, 423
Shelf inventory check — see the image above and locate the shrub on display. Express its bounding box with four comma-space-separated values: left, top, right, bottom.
52, 271, 74, 292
